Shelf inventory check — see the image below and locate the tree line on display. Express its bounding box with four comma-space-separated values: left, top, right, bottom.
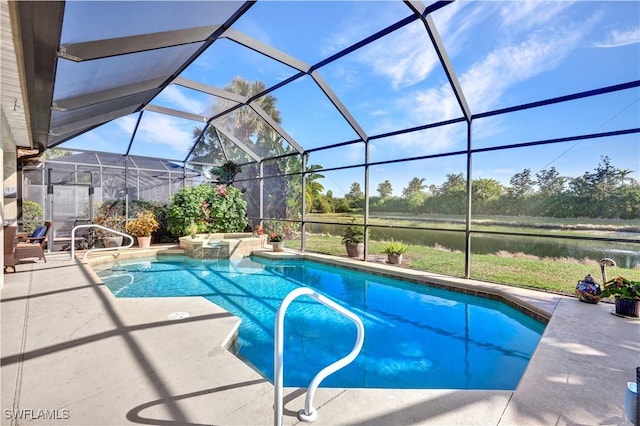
310, 156, 640, 219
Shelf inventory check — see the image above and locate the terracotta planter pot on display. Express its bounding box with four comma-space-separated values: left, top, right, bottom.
137, 236, 151, 249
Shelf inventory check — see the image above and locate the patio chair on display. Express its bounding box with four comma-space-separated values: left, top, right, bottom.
4, 226, 17, 273
15, 221, 51, 264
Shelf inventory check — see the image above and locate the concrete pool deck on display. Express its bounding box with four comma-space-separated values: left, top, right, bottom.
1, 247, 638, 425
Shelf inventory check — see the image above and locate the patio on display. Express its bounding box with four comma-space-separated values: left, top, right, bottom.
2, 249, 637, 425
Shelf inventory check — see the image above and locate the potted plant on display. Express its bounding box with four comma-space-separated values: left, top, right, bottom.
383, 240, 408, 265
601, 276, 640, 317
94, 201, 126, 247
269, 231, 284, 252
342, 221, 364, 258
187, 222, 199, 239
125, 211, 160, 249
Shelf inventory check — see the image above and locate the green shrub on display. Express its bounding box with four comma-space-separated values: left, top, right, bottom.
601, 276, 640, 300
22, 200, 44, 233
210, 160, 241, 184
341, 220, 365, 244
130, 200, 172, 243
382, 239, 408, 255
167, 183, 248, 236
94, 200, 126, 236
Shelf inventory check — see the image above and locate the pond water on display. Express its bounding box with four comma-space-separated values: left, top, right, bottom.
307, 223, 640, 269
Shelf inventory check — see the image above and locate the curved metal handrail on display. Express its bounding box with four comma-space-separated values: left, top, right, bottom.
274, 287, 365, 426
70, 224, 134, 260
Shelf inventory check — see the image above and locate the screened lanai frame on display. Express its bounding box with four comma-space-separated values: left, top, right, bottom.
20, 1, 639, 277
232, 80, 639, 270
20, 150, 203, 246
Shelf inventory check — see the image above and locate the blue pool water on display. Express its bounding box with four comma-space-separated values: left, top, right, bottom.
97, 255, 545, 390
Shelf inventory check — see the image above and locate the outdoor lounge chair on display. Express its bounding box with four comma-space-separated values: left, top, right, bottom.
4, 226, 17, 273
15, 221, 50, 264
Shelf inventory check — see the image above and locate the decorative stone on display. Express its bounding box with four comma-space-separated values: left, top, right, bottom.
179, 233, 266, 260
575, 274, 601, 304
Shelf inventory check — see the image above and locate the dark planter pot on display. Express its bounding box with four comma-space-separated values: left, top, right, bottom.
345, 242, 364, 258
614, 297, 640, 318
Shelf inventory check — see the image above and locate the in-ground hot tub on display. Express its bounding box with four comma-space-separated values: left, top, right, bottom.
179, 232, 266, 259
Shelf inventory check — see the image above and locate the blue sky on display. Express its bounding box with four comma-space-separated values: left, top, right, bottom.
59, 1, 640, 198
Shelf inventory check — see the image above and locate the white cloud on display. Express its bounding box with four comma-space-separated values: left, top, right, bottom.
382, 125, 464, 153
366, 4, 598, 155
155, 85, 206, 115
352, 1, 576, 92
328, 64, 360, 87
356, 21, 440, 89
117, 114, 193, 153
499, 1, 575, 31
139, 116, 193, 148
321, 32, 356, 58
117, 115, 137, 134
460, 21, 591, 112
432, 1, 496, 58
594, 26, 640, 48
320, 2, 411, 57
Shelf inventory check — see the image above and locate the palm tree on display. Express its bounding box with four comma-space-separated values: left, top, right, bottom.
190, 77, 284, 165
402, 177, 427, 199
284, 162, 325, 217
223, 77, 281, 146
305, 165, 325, 207
617, 168, 634, 186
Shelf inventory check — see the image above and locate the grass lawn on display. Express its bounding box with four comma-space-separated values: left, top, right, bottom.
286, 233, 640, 296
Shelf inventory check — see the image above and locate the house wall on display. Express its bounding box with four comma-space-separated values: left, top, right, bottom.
2, 108, 18, 226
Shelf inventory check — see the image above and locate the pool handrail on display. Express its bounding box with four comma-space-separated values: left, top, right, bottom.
70, 224, 135, 260
274, 287, 365, 426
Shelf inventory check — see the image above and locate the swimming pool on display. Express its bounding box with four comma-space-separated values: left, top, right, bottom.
97, 255, 545, 390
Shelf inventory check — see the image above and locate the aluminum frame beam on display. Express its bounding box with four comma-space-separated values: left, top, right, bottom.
58, 26, 220, 62
249, 101, 304, 154
311, 70, 368, 142
174, 76, 247, 104
49, 105, 138, 136
12, 0, 65, 151
44, 2, 255, 149
222, 28, 310, 73
144, 104, 208, 123
405, 1, 471, 121
52, 77, 167, 111
176, 75, 303, 158
209, 122, 262, 163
